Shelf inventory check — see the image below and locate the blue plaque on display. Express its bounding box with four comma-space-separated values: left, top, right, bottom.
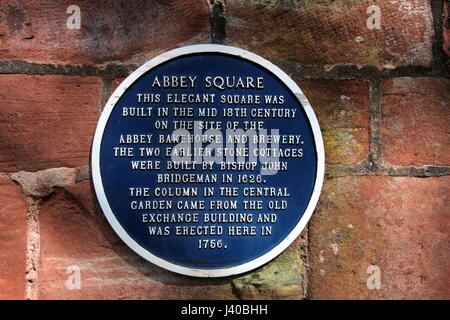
92, 45, 324, 277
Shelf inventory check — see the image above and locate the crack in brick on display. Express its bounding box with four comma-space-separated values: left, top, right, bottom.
368, 79, 382, 172
24, 197, 40, 300
208, 0, 226, 44
0, 59, 448, 80
326, 164, 450, 178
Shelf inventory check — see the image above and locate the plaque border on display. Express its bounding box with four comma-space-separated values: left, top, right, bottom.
91, 44, 325, 277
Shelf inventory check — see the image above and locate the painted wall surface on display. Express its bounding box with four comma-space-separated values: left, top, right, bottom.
0, 0, 448, 300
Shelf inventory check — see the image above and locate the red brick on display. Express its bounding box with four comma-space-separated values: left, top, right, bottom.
111, 77, 126, 94
0, 74, 102, 172
227, 0, 433, 67
38, 180, 236, 299
300, 80, 369, 165
309, 176, 450, 299
0, 0, 209, 65
0, 177, 28, 299
381, 78, 450, 166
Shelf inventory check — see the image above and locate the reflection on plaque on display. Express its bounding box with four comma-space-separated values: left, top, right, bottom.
92, 45, 324, 277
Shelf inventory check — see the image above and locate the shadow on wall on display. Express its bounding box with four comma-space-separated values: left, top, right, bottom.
37, 178, 236, 299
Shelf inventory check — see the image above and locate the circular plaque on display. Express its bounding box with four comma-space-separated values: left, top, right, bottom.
92, 45, 324, 277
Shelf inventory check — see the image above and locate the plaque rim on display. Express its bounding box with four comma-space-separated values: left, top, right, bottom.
91, 44, 325, 277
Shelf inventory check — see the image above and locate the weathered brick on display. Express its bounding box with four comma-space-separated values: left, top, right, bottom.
11, 167, 77, 197
0, 177, 28, 299
0, 74, 102, 172
381, 78, 450, 166
227, 0, 433, 67
38, 180, 236, 299
300, 80, 369, 165
0, 0, 209, 65
231, 234, 308, 300
309, 176, 450, 299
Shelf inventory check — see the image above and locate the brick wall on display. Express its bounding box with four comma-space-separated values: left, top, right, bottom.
0, 0, 448, 300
